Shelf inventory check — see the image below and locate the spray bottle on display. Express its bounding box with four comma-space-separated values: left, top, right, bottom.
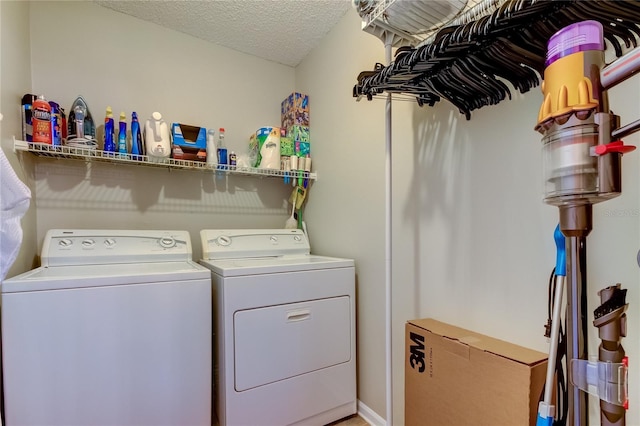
206, 128, 218, 167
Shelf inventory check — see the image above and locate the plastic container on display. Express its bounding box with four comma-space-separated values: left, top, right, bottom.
144, 112, 171, 160
542, 123, 599, 202
103, 107, 115, 153
118, 111, 127, 155
49, 101, 62, 146
130, 112, 143, 160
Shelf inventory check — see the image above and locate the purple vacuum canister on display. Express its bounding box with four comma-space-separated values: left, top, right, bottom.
546, 20, 604, 67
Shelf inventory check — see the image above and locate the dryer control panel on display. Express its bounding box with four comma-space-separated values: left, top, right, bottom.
41, 229, 193, 267
200, 229, 309, 260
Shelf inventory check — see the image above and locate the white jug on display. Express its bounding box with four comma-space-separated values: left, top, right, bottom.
144, 112, 171, 160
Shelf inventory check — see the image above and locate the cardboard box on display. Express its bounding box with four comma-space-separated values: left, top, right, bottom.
405, 319, 547, 426
281, 92, 309, 129
171, 123, 207, 161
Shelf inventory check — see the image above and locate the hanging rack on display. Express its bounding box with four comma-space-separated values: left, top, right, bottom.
354, 0, 640, 120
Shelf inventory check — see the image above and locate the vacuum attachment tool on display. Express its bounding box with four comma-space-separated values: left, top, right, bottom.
570, 284, 629, 425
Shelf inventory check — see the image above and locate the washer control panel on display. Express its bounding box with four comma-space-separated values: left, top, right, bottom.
201, 229, 309, 260
41, 230, 192, 267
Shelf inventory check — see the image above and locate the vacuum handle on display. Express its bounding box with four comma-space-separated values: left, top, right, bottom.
601, 45, 640, 90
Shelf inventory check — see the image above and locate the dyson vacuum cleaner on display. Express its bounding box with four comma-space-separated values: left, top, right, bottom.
534, 21, 639, 426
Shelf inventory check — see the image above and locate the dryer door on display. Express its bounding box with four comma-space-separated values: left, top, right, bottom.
233, 295, 351, 391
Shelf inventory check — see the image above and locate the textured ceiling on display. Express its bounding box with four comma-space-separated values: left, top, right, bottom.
94, 0, 352, 67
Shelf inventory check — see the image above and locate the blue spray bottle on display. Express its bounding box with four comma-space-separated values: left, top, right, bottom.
118, 111, 127, 157
103, 106, 115, 153
131, 112, 143, 160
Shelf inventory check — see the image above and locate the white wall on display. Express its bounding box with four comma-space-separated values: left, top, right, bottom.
27, 1, 296, 260
298, 8, 639, 425
1, 0, 38, 278
295, 10, 389, 415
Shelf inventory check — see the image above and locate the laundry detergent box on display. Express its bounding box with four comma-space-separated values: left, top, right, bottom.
405, 318, 547, 426
171, 123, 207, 161
281, 92, 309, 129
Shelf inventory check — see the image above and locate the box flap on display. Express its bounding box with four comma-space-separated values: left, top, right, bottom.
408, 318, 547, 366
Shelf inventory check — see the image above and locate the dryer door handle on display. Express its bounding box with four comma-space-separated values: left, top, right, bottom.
286, 309, 311, 322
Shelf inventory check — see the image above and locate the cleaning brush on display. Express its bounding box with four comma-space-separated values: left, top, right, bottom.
285, 191, 298, 229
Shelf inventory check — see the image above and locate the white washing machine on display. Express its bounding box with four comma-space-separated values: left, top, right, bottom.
1, 229, 212, 426
199, 229, 356, 426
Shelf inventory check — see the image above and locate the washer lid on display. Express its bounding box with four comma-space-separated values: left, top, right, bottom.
199, 254, 354, 277
1, 261, 209, 293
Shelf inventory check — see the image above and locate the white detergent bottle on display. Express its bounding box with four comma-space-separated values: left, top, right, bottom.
144, 112, 171, 161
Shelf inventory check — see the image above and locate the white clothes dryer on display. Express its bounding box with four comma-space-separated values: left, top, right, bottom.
1, 229, 212, 426
199, 229, 356, 426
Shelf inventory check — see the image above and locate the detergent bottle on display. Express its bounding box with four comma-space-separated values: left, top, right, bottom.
103, 106, 115, 153
117, 111, 127, 156
130, 112, 143, 160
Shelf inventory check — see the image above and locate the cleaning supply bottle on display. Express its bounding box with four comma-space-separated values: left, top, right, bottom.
217, 127, 227, 170
206, 128, 217, 166
118, 111, 127, 156
32, 95, 52, 144
48, 101, 61, 146
103, 106, 115, 153
130, 112, 143, 160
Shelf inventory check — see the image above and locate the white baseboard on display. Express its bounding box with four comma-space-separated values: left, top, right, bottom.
357, 400, 386, 426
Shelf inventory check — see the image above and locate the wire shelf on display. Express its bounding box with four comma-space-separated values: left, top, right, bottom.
13, 138, 317, 181
360, 0, 483, 47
